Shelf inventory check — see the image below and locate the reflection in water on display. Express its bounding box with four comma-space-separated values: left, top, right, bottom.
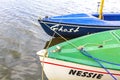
0, 0, 120, 80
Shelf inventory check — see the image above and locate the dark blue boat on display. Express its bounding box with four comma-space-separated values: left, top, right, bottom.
38, 13, 120, 38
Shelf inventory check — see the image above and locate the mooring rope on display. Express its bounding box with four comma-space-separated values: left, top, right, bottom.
80, 48, 117, 80
40, 14, 71, 80
41, 15, 119, 80
46, 33, 56, 49
41, 33, 55, 80
43, 22, 77, 48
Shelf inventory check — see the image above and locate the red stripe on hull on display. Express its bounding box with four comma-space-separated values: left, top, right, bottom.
40, 60, 120, 76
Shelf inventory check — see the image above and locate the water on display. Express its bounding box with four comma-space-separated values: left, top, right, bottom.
0, 0, 120, 80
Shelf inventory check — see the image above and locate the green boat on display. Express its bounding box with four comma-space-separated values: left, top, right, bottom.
37, 29, 120, 80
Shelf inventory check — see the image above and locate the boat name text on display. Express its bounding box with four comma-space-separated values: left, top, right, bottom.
50, 24, 80, 33
69, 69, 104, 79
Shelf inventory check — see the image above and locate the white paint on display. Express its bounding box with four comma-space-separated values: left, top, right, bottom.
50, 24, 80, 33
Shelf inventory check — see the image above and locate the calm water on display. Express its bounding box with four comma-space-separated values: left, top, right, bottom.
0, 0, 120, 80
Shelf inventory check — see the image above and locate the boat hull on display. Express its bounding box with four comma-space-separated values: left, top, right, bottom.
38, 55, 120, 80
39, 20, 119, 38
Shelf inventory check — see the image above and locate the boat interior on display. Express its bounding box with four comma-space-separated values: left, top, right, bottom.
45, 13, 120, 26
93, 13, 120, 21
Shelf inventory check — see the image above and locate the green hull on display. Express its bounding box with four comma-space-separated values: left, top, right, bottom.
48, 29, 120, 70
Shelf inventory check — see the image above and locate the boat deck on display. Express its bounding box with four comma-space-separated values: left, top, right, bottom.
48, 29, 120, 70
43, 13, 120, 26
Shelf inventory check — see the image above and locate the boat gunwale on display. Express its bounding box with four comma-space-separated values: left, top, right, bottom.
38, 19, 120, 28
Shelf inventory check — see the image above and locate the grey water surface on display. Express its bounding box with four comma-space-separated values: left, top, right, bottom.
0, 0, 120, 80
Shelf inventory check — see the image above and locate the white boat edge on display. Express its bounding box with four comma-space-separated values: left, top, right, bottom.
36, 50, 120, 80
36, 49, 48, 57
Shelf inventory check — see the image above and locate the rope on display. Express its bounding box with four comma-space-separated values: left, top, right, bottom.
46, 33, 55, 49
80, 38, 112, 47
43, 22, 77, 48
41, 33, 55, 80
41, 16, 119, 80
41, 56, 45, 80
80, 48, 117, 80
41, 14, 71, 80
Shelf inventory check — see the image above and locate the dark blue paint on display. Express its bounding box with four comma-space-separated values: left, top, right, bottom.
38, 13, 120, 38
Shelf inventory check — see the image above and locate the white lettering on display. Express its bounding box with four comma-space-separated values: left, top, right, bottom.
50, 24, 80, 33
74, 27, 80, 32
50, 24, 59, 31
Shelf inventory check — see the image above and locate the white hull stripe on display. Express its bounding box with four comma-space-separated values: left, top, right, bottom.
40, 60, 120, 76
41, 21, 120, 28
